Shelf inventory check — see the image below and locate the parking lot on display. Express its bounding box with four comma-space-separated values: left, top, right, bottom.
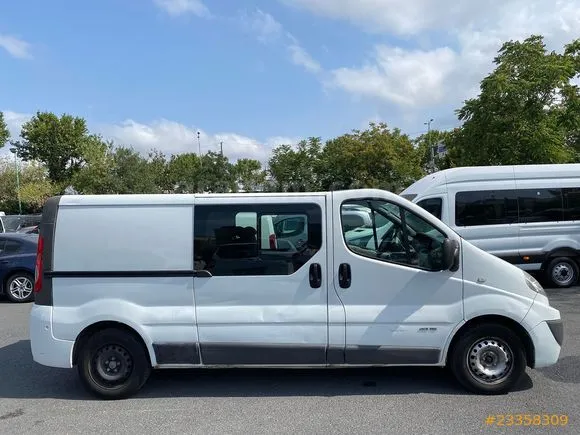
0, 288, 578, 434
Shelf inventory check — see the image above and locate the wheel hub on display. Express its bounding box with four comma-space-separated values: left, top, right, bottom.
92, 344, 133, 385
552, 263, 574, 286
9, 277, 33, 300
467, 338, 513, 385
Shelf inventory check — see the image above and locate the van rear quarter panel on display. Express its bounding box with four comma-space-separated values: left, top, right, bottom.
50, 203, 197, 365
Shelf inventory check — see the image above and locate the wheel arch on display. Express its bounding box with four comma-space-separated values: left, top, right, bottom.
541, 248, 580, 269
445, 314, 535, 368
72, 321, 153, 367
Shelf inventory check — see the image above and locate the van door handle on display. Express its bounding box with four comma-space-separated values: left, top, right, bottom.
309, 263, 322, 288
338, 263, 351, 289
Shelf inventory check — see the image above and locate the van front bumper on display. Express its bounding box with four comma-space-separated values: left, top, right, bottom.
529, 319, 562, 368
29, 304, 74, 368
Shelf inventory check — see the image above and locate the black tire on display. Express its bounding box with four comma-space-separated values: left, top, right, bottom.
77, 328, 151, 400
4, 273, 35, 303
449, 323, 526, 395
545, 257, 579, 288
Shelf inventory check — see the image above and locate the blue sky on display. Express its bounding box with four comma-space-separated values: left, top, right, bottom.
1, 0, 578, 162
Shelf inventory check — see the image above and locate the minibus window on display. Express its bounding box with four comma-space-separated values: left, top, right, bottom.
563, 187, 580, 221
517, 188, 564, 223
417, 198, 442, 220
455, 190, 518, 226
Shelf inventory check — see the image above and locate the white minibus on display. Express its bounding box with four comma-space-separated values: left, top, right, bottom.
29, 189, 562, 399
400, 163, 580, 288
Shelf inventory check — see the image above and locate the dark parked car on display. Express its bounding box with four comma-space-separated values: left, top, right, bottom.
0, 233, 38, 303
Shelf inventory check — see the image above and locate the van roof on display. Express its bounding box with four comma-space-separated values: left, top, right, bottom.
54, 188, 402, 207
401, 163, 580, 197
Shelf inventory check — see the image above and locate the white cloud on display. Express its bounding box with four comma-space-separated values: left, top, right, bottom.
330, 45, 457, 107
100, 118, 297, 163
240, 9, 283, 44
2, 110, 32, 140
0, 34, 33, 59
285, 0, 580, 108
238, 9, 322, 74
288, 41, 322, 74
153, 0, 209, 17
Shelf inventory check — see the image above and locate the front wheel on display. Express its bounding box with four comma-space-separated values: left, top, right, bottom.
77, 328, 151, 400
449, 324, 527, 395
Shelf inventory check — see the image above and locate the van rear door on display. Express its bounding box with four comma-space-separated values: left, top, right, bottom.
192, 194, 329, 365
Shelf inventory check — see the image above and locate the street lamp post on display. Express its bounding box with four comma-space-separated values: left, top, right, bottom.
424, 118, 434, 173
9, 147, 22, 215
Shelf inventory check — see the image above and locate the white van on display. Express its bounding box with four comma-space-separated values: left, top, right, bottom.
29, 190, 562, 399
400, 163, 580, 288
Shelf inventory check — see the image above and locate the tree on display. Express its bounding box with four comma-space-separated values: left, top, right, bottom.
11, 112, 93, 184
451, 35, 580, 166
70, 137, 118, 194
166, 152, 202, 193
111, 146, 163, 194
199, 151, 236, 193
0, 157, 58, 214
319, 123, 423, 192
0, 111, 9, 148
267, 138, 323, 192
233, 158, 266, 192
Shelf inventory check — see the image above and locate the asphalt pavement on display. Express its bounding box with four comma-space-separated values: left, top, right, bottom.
0, 288, 579, 434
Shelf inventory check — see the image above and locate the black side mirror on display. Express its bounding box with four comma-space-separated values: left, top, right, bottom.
442, 238, 460, 272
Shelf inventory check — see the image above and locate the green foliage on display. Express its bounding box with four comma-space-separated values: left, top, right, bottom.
0, 157, 58, 214
450, 35, 580, 165
233, 158, 266, 192
166, 153, 202, 193
320, 123, 422, 192
267, 137, 323, 192
0, 112, 9, 148
11, 111, 93, 184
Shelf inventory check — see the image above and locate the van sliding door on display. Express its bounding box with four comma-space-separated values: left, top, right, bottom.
192, 195, 329, 366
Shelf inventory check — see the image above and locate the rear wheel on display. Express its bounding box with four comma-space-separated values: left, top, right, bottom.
5, 273, 34, 303
449, 324, 526, 395
545, 257, 578, 288
77, 328, 151, 400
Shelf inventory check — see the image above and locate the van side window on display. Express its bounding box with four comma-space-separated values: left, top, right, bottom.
517, 189, 564, 223
455, 190, 519, 226
563, 188, 580, 221
194, 204, 321, 276
417, 198, 442, 220
342, 199, 447, 271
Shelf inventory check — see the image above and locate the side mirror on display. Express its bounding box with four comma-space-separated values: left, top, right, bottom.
442, 238, 460, 272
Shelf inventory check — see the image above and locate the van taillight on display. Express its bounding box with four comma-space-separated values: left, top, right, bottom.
34, 235, 44, 293
269, 234, 276, 249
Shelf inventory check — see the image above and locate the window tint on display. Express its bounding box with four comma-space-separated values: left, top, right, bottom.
273, 215, 307, 239
563, 188, 580, 221
0, 239, 20, 255
517, 189, 564, 223
342, 199, 447, 271
417, 198, 443, 220
455, 190, 518, 226
194, 203, 322, 276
